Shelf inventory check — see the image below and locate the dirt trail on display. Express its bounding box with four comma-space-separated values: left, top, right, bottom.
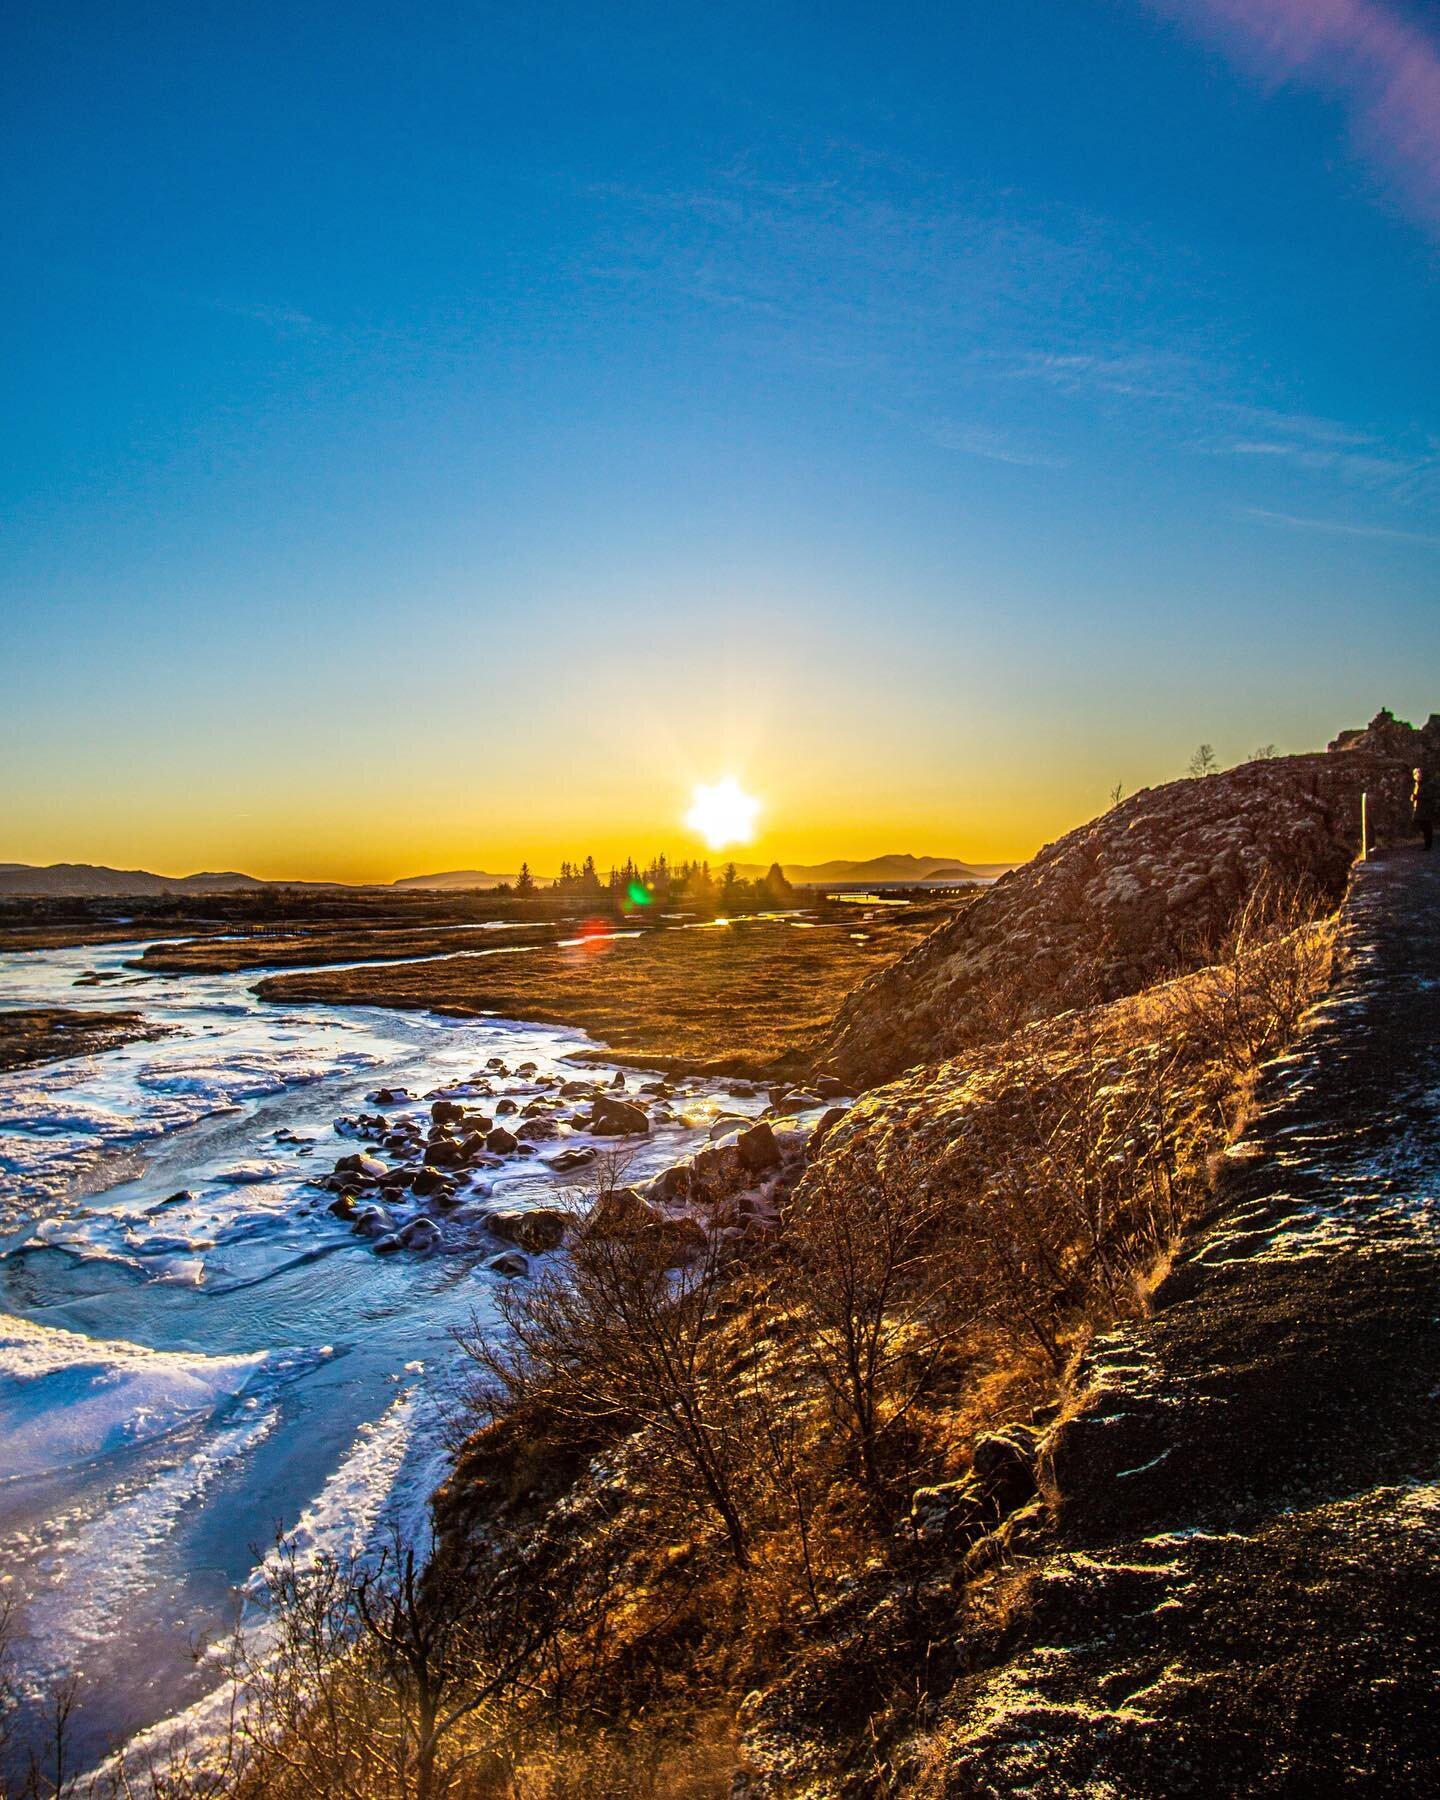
938, 845, 1440, 1796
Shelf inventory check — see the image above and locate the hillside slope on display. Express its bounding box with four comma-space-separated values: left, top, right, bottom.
816, 733, 1421, 1089
888, 844, 1440, 1796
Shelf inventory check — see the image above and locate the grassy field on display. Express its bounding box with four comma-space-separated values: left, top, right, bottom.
255, 910, 946, 1077
132, 921, 568, 973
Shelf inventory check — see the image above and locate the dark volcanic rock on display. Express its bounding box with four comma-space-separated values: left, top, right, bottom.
735, 1120, 781, 1172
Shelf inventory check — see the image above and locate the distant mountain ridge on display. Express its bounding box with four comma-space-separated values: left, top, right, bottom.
0, 853, 1010, 898
0, 864, 278, 897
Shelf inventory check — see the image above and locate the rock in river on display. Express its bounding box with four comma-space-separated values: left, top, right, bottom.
591, 1095, 650, 1137
486, 1207, 569, 1254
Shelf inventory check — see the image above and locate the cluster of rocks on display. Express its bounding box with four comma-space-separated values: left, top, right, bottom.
817, 721, 1422, 1088
307, 1052, 852, 1273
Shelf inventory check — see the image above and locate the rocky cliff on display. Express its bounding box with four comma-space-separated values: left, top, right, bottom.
817, 719, 1430, 1090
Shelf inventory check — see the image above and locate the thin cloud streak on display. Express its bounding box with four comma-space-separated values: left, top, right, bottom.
1241, 504, 1440, 547
1145, 0, 1440, 231
926, 420, 1066, 468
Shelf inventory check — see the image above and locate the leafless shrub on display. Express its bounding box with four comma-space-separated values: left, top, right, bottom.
1162, 871, 1333, 1101
455, 1177, 753, 1567
87, 1518, 616, 1800
786, 1141, 984, 1515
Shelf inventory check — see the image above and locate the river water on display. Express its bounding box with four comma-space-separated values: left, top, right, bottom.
0, 936, 760, 1778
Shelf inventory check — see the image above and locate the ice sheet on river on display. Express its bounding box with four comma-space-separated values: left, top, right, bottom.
0, 1038, 384, 1217
0, 1313, 329, 1480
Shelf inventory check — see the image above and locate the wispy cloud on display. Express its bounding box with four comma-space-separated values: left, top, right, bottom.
1223, 434, 1436, 491
923, 420, 1066, 468
976, 342, 1439, 502
1241, 504, 1440, 547
1144, 0, 1440, 231
209, 298, 318, 334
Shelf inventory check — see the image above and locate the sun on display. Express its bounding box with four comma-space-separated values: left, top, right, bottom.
685, 778, 761, 851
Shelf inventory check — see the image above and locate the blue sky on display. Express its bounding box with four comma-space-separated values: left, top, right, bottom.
3, 0, 1437, 876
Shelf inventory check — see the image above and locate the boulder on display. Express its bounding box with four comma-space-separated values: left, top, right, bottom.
972, 1426, 1042, 1513
736, 1121, 781, 1172
333, 1152, 387, 1182
486, 1207, 569, 1254
547, 1145, 598, 1174
351, 1203, 396, 1239
907, 1477, 989, 1547
494, 1097, 518, 1115
585, 1185, 658, 1234
591, 1096, 650, 1136
486, 1127, 520, 1155
692, 1142, 742, 1194
430, 1099, 465, 1126
424, 1138, 464, 1168
644, 1163, 692, 1204
398, 1215, 443, 1253
486, 1250, 530, 1279
810, 1106, 849, 1152
410, 1165, 451, 1198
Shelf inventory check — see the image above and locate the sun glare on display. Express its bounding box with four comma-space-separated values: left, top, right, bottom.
685, 778, 761, 851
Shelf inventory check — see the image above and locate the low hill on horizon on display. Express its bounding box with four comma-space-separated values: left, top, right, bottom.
734, 853, 1011, 885
0, 863, 281, 897
391, 869, 522, 890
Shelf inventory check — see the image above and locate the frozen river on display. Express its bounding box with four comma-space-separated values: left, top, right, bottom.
0, 935, 759, 1778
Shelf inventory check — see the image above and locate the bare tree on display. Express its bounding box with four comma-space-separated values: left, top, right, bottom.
456, 1191, 753, 1568
1188, 743, 1219, 778
787, 1141, 980, 1515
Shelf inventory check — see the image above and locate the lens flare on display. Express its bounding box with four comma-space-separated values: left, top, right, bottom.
685, 779, 761, 850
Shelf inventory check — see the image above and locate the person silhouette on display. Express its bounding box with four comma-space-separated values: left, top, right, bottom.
1414, 766, 1436, 852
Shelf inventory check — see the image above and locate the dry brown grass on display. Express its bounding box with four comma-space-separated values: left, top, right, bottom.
0, 1006, 168, 1073
256, 914, 938, 1076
